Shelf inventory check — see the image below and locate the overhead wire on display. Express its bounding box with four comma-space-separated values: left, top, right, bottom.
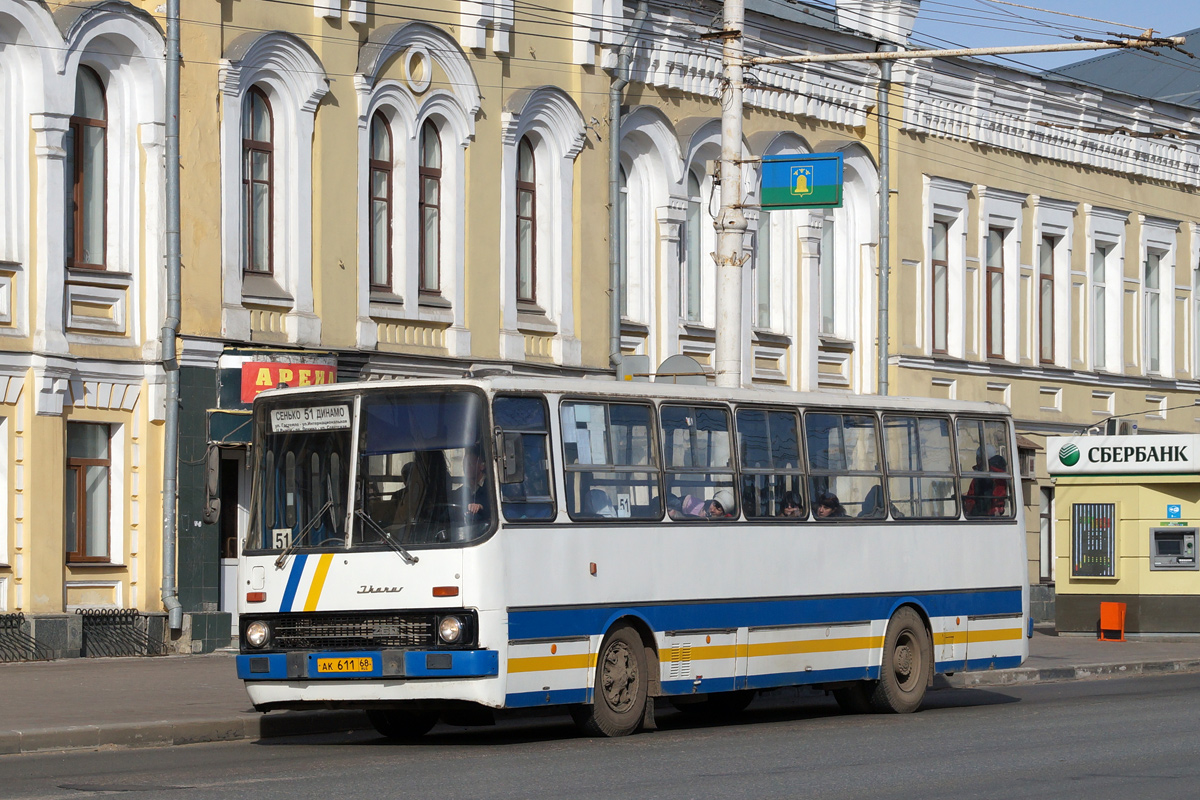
11, 0, 1200, 216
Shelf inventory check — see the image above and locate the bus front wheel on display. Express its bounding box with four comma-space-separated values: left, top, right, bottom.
367, 709, 439, 740
571, 625, 648, 737
871, 607, 931, 713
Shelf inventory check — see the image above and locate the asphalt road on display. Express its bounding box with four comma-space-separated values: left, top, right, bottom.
6, 674, 1200, 800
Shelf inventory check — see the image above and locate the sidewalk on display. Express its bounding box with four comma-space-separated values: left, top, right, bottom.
3, 630, 1199, 755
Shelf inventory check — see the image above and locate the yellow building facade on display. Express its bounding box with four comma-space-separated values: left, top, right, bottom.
2, 0, 1198, 653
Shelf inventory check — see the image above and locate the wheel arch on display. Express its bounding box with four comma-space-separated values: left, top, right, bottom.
601, 613, 661, 699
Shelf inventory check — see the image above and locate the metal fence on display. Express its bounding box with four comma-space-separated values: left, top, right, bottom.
0, 613, 53, 662
78, 608, 166, 658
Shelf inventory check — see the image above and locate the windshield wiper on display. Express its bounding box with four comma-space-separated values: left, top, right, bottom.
355, 508, 419, 565
274, 499, 334, 569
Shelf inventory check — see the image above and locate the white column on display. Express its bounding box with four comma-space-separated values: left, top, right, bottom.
31, 113, 70, 355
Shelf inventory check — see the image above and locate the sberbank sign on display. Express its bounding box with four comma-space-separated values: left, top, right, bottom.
1048, 435, 1200, 476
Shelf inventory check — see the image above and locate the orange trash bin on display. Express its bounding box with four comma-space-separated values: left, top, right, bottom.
1099, 601, 1126, 642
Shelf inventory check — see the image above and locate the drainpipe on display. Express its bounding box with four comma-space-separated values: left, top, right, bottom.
161, 0, 183, 630
609, 1, 648, 374
876, 44, 895, 397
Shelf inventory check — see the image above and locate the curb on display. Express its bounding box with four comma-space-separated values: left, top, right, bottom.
942, 659, 1200, 688
0, 710, 369, 756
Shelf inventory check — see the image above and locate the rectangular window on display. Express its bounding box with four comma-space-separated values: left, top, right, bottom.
561, 401, 661, 520
493, 396, 554, 522
804, 412, 883, 519
1039, 235, 1055, 364
736, 408, 804, 519
883, 415, 958, 519
756, 212, 771, 329
1039, 487, 1053, 583
65, 422, 110, 562
1145, 251, 1161, 373
819, 218, 835, 335
662, 405, 737, 520
1092, 244, 1109, 369
956, 418, 1014, 519
684, 174, 703, 323
931, 220, 949, 354
986, 228, 1005, 359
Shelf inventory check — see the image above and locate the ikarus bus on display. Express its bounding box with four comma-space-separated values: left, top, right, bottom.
236, 376, 1028, 737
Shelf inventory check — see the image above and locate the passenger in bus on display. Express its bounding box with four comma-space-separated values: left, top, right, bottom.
584, 488, 617, 518
780, 491, 803, 517
465, 448, 491, 520
704, 488, 737, 519
964, 453, 1008, 517
668, 493, 707, 519
392, 450, 451, 527
815, 492, 847, 518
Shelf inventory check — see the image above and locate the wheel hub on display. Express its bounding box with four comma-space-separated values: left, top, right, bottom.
602, 641, 638, 711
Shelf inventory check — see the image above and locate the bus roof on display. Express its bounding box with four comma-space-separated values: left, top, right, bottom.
254, 374, 1011, 417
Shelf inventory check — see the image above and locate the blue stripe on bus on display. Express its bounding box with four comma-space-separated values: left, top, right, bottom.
507, 588, 1022, 641
964, 655, 1023, 671
505, 688, 589, 708
279, 554, 308, 613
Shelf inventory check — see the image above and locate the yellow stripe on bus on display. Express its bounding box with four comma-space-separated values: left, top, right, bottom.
747, 636, 882, 658
302, 553, 334, 612
966, 628, 1024, 643
508, 653, 594, 673
659, 644, 739, 663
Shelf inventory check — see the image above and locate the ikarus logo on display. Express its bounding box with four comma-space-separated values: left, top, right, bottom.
1059, 443, 1081, 467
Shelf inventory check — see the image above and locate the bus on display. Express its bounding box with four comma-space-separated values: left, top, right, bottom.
235, 375, 1028, 738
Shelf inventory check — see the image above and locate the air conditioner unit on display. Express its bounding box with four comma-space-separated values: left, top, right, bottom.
1103, 418, 1138, 436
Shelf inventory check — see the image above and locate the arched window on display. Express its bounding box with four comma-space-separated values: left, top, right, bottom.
242, 87, 273, 274
419, 120, 442, 294
67, 66, 107, 269
684, 171, 703, 322
369, 112, 392, 289
516, 136, 536, 303
618, 165, 628, 317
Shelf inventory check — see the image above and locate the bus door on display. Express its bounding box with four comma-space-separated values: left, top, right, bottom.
218, 450, 249, 630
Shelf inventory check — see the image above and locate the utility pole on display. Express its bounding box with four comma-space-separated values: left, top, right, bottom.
713, 0, 748, 389
713, 21, 1185, 392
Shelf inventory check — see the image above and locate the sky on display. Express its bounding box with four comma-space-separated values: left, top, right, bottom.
907, 0, 1200, 71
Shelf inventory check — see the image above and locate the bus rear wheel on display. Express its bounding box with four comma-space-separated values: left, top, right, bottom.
870, 607, 931, 713
571, 625, 648, 737
366, 709, 439, 740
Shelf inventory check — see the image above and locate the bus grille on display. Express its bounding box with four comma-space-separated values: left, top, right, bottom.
271, 614, 436, 650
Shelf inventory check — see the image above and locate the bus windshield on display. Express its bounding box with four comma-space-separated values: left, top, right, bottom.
246, 388, 493, 552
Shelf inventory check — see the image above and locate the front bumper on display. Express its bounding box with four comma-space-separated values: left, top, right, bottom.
237, 649, 499, 680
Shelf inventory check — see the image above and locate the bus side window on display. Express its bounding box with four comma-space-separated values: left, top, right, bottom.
805, 412, 884, 520
883, 415, 957, 519
494, 396, 555, 521
560, 401, 661, 520
736, 408, 805, 519
957, 418, 1014, 519
662, 405, 738, 520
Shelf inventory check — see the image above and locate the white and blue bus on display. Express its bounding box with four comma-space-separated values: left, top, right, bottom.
235, 376, 1028, 737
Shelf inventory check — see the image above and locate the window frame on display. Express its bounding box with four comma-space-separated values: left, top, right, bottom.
930, 219, 949, 354
683, 170, 704, 323
493, 393, 557, 523
68, 65, 108, 271
241, 86, 274, 276
986, 227, 1006, 360
1144, 249, 1162, 374
1039, 234, 1056, 365
418, 119, 443, 296
368, 111, 393, 291
559, 398, 663, 522
735, 405, 807, 521
516, 136, 537, 304
955, 416, 1016, 520
660, 403, 739, 522
65, 422, 112, 563
882, 413, 960, 520
802, 409, 886, 521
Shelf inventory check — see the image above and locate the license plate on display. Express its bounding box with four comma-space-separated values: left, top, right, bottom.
315, 656, 375, 674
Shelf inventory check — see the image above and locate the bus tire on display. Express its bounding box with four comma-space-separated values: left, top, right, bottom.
832, 682, 875, 714
366, 709, 439, 740
571, 625, 648, 737
870, 607, 931, 714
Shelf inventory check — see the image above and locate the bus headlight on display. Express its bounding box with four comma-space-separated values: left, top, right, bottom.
438, 616, 463, 644
245, 620, 271, 649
